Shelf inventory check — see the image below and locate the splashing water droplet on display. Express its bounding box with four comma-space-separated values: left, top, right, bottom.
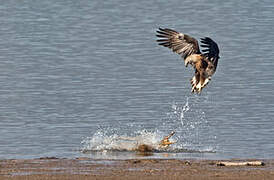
180, 97, 190, 127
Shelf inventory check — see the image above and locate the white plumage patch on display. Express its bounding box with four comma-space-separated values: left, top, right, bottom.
191, 77, 211, 93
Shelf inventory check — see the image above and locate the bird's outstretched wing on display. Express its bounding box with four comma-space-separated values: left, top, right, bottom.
200, 37, 220, 66
156, 28, 200, 59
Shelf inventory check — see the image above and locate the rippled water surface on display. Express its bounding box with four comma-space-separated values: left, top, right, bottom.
0, 0, 274, 159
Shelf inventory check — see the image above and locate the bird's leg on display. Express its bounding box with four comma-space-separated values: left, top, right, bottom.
196, 82, 202, 93
191, 76, 196, 86
202, 77, 210, 88
196, 74, 206, 93
190, 76, 197, 93
190, 71, 200, 93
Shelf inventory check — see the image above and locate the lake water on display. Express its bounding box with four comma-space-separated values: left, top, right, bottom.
0, 0, 274, 160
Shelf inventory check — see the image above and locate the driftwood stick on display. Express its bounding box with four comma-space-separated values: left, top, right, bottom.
217, 161, 265, 166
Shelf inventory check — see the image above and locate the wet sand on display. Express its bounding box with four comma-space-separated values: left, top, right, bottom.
1, 157, 274, 180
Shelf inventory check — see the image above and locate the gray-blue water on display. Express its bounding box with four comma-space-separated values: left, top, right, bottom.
0, 0, 274, 160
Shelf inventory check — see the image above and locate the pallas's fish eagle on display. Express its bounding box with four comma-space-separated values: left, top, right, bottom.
156, 28, 220, 93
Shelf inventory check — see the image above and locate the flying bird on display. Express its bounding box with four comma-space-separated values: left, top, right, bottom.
156, 28, 220, 93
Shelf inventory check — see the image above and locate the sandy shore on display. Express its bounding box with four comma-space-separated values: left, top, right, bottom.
1, 157, 274, 180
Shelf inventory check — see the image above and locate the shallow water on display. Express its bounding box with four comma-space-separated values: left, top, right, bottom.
0, 0, 274, 159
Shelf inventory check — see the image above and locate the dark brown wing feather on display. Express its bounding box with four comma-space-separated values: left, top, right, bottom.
200, 37, 220, 67
156, 28, 200, 59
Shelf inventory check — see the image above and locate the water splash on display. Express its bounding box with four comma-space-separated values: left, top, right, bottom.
81, 129, 178, 153
172, 97, 190, 127
166, 96, 217, 153
81, 97, 216, 155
